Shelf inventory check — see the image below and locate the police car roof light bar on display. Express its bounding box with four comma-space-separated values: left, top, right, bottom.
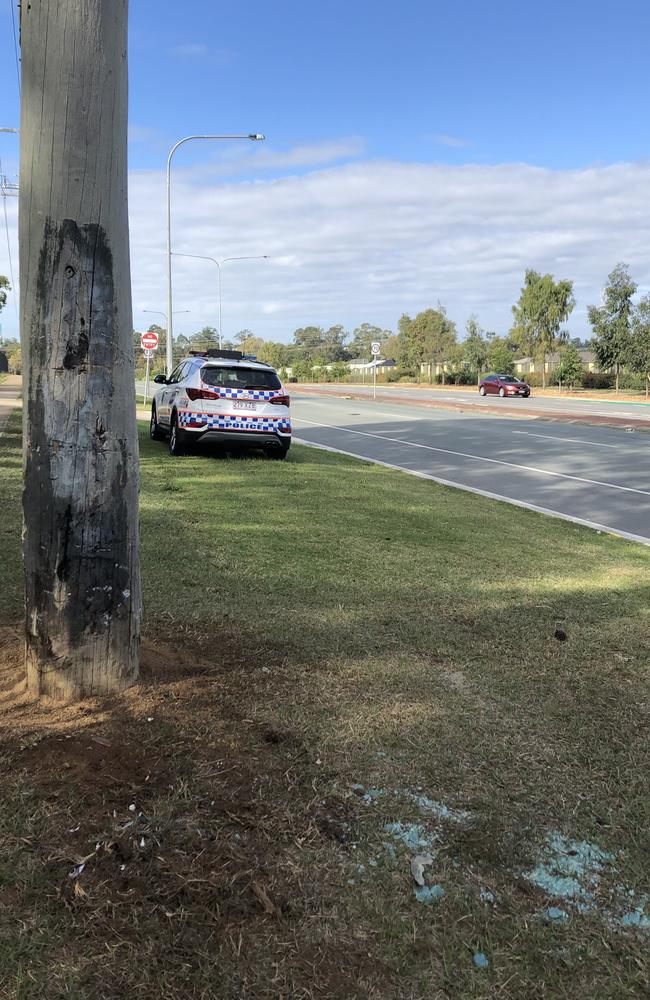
189, 349, 243, 360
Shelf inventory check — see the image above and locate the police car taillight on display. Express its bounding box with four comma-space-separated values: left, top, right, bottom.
270, 394, 290, 406
186, 387, 220, 401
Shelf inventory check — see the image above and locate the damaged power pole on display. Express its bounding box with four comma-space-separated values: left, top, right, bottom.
20, 1, 141, 700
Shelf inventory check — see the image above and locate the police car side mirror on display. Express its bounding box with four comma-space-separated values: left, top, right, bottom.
153, 374, 167, 384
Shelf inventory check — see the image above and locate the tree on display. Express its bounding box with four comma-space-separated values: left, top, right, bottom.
486, 336, 517, 376
321, 324, 350, 363
0, 274, 10, 312
189, 326, 219, 351
257, 341, 291, 369
8, 347, 21, 373
628, 294, 650, 398
555, 341, 584, 389
20, 1, 141, 700
235, 334, 267, 357
291, 326, 325, 361
328, 361, 350, 382
511, 270, 575, 388
397, 307, 457, 374
292, 359, 313, 382
462, 315, 489, 385
348, 322, 391, 359
382, 334, 401, 361
588, 263, 637, 394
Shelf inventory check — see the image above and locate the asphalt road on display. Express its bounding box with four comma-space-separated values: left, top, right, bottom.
300, 383, 650, 423
291, 393, 650, 545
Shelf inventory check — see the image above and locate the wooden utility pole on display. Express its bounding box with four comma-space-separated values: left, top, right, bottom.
20, 1, 141, 700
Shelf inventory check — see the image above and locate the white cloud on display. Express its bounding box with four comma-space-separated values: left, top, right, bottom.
171, 137, 367, 180
128, 124, 164, 144
3, 158, 650, 346
171, 43, 209, 56
429, 133, 473, 149
128, 159, 650, 341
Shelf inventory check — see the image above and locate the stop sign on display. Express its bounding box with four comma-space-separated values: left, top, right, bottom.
141, 331, 159, 351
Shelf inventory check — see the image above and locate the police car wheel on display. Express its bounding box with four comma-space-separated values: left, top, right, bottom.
269, 442, 290, 460
169, 413, 187, 456
150, 404, 163, 440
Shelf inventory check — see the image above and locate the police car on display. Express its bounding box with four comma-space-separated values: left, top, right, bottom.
149, 349, 291, 458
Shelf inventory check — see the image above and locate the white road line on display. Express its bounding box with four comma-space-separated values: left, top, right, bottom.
293, 437, 650, 547
293, 416, 650, 497
511, 430, 625, 449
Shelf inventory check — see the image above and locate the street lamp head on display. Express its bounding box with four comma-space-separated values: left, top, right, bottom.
249, 133, 265, 141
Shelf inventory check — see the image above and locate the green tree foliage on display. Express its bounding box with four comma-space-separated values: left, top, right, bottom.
291, 359, 313, 382
511, 270, 575, 387
8, 347, 22, 373
290, 325, 350, 363
348, 322, 391, 359
462, 315, 489, 384
321, 324, 350, 362
256, 341, 291, 369
382, 334, 401, 361
327, 361, 351, 382
292, 326, 326, 360
0, 275, 10, 312
397, 307, 457, 370
588, 263, 637, 393
189, 326, 220, 351
555, 341, 584, 388
486, 336, 517, 376
628, 294, 650, 396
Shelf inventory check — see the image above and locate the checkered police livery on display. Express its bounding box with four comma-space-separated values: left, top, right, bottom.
178, 410, 292, 434
150, 349, 292, 459
216, 386, 280, 401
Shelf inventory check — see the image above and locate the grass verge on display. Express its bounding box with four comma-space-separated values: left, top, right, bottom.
0, 412, 648, 999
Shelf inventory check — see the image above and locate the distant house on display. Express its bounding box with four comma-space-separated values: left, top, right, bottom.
419, 361, 452, 379
513, 351, 598, 376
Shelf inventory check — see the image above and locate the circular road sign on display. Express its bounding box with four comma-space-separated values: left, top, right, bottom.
371, 341, 381, 355
141, 331, 159, 351
143, 348, 155, 359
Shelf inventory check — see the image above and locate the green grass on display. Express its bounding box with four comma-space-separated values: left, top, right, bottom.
0, 413, 649, 998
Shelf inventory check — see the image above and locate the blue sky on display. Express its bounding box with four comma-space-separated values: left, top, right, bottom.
127, 0, 650, 171
1, 0, 650, 344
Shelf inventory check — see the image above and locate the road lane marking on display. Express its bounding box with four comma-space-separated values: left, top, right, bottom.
293, 416, 650, 497
293, 437, 650, 546
511, 430, 625, 449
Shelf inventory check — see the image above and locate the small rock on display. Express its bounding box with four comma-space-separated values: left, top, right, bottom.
410, 853, 435, 886
554, 629, 567, 642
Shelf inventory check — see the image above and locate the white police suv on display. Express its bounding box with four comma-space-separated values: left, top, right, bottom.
149, 350, 291, 459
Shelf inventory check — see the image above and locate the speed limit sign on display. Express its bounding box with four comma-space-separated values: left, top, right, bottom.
371, 341, 381, 355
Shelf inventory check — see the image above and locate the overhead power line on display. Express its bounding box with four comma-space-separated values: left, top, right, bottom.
10, 1, 21, 97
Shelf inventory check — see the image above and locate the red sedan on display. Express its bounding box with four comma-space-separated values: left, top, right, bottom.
479, 374, 531, 398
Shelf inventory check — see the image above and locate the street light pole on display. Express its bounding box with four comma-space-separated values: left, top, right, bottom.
166, 133, 265, 372
171, 252, 270, 347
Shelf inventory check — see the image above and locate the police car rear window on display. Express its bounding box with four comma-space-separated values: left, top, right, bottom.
200, 365, 281, 390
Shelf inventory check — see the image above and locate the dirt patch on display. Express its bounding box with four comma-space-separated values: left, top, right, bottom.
20, 731, 159, 796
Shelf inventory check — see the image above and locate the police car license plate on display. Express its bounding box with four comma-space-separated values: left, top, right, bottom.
233, 401, 256, 410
